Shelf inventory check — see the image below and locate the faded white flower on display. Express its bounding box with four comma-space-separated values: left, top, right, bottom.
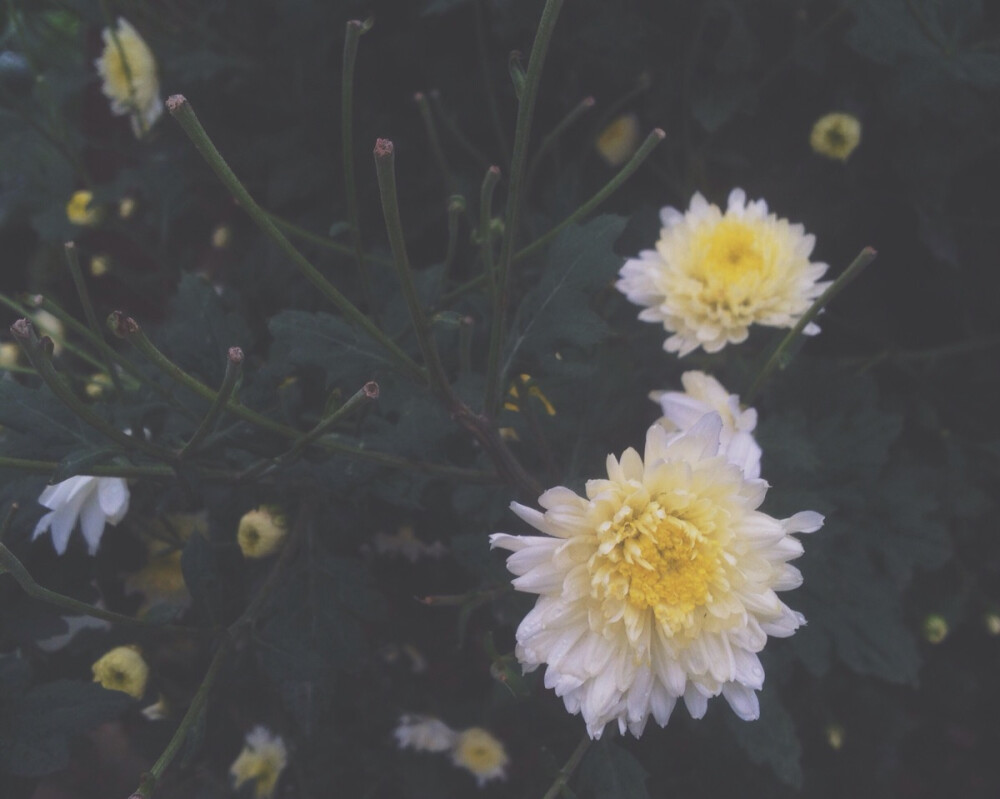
394, 714, 457, 753
95, 18, 163, 137
33, 475, 130, 555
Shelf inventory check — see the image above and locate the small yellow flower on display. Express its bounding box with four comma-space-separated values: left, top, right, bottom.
450, 727, 509, 787
503, 374, 556, 416
596, 113, 641, 167
90, 253, 111, 277
118, 196, 137, 219
825, 723, 845, 751
923, 614, 948, 644
95, 18, 164, 138
66, 190, 103, 226
85, 372, 114, 399
31, 310, 65, 356
230, 726, 288, 799
238, 507, 288, 559
1, 342, 20, 369
810, 112, 861, 162
211, 224, 233, 249
125, 513, 205, 613
92, 645, 149, 699
984, 612, 1000, 637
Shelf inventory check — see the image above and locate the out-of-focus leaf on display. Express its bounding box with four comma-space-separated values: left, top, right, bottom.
577, 739, 650, 799
726, 684, 803, 787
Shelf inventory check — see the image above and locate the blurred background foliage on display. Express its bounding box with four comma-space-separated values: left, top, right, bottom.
1, 0, 999, 797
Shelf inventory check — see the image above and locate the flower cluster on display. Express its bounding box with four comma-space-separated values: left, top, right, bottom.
492, 369, 821, 739
395, 715, 509, 787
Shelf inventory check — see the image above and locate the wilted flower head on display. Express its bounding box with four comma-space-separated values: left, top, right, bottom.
596, 113, 641, 167
33, 475, 130, 555
652, 370, 761, 478
92, 645, 149, 699
617, 189, 830, 356
230, 726, 288, 799
810, 112, 861, 162
450, 727, 509, 787
95, 18, 164, 137
491, 415, 822, 738
238, 507, 288, 559
66, 189, 103, 226
394, 714, 457, 753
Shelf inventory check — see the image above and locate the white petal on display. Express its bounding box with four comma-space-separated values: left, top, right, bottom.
78, 496, 108, 555
97, 478, 130, 521
722, 683, 760, 720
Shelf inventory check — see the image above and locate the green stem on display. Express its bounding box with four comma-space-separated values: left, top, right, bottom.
374, 139, 454, 400
440, 272, 489, 307
443, 195, 466, 277
415, 91, 460, 198
111, 314, 498, 483
540, 733, 592, 799
475, 0, 511, 163
0, 531, 199, 633
479, 165, 502, 295
265, 212, 393, 267
342, 18, 376, 314
745, 246, 878, 402
524, 95, 595, 193
9, 319, 175, 463
515, 128, 665, 263
0, 293, 106, 374
240, 381, 378, 480
64, 242, 125, 398
166, 95, 425, 384
428, 90, 493, 169
178, 347, 243, 458
485, 0, 565, 416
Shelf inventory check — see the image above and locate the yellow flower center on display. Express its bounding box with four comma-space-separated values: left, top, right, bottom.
590, 496, 725, 637
695, 218, 766, 285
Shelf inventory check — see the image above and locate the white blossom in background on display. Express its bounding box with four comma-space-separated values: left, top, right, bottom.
33, 475, 130, 555
652, 370, 762, 478
95, 18, 164, 137
394, 714, 458, 753
491, 415, 822, 739
617, 189, 830, 356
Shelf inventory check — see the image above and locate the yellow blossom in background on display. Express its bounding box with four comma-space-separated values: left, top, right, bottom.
238, 506, 288, 559
95, 18, 164, 138
810, 112, 861, 162
90, 253, 111, 276
1, 342, 20, 369
30, 309, 65, 356
126, 513, 205, 614
66, 189, 103, 226
923, 614, 948, 644
230, 726, 288, 799
491, 416, 822, 738
92, 645, 149, 699
504, 374, 556, 416
450, 727, 509, 787
596, 113, 641, 167
211, 224, 233, 249
118, 196, 137, 219
984, 612, 1000, 636
85, 372, 114, 399
826, 723, 845, 751
617, 189, 830, 356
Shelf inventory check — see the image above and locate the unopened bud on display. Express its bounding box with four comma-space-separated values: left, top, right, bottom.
9, 318, 33, 341
228, 346, 244, 364
107, 311, 139, 338
363, 381, 380, 400
374, 138, 394, 158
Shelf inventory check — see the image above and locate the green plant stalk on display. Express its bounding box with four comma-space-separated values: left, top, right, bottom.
475, 0, 511, 163
428, 90, 492, 169
479, 166, 502, 296
541, 733, 592, 799
64, 242, 124, 398
484, 0, 565, 416
0, 293, 107, 374
112, 316, 498, 483
0, 536, 197, 633
0, 455, 173, 479
515, 128, 666, 263
342, 18, 376, 314
178, 347, 243, 458
416, 91, 460, 198
524, 94, 596, 192
265, 212, 394, 267
745, 246, 878, 403
374, 140, 454, 400
440, 272, 489, 307
10, 319, 175, 463
443, 195, 466, 276
240, 381, 379, 480
166, 95, 425, 384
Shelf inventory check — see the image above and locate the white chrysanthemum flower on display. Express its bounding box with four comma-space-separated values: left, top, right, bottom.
230, 726, 288, 799
617, 189, 831, 356
651, 370, 761, 478
490, 415, 822, 739
450, 727, 509, 787
95, 18, 163, 138
33, 475, 130, 555
394, 714, 458, 753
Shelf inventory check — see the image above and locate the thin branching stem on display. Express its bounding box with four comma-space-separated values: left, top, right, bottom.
415, 91, 461, 199
342, 18, 376, 313
485, 0, 565, 416
540, 733, 592, 799
524, 95, 596, 193
166, 95, 425, 384
515, 128, 665, 263
64, 242, 124, 398
475, 0, 511, 163
745, 246, 878, 402
479, 166, 502, 295
0, 293, 106, 373
178, 347, 243, 458
443, 195, 466, 277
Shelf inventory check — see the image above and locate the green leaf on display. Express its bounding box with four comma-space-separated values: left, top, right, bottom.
503, 215, 626, 379
578, 739, 650, 799
0, 680, 132, 777
726, 685, 803, 787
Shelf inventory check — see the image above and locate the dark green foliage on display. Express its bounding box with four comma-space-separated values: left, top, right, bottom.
578, 739, 651, 799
